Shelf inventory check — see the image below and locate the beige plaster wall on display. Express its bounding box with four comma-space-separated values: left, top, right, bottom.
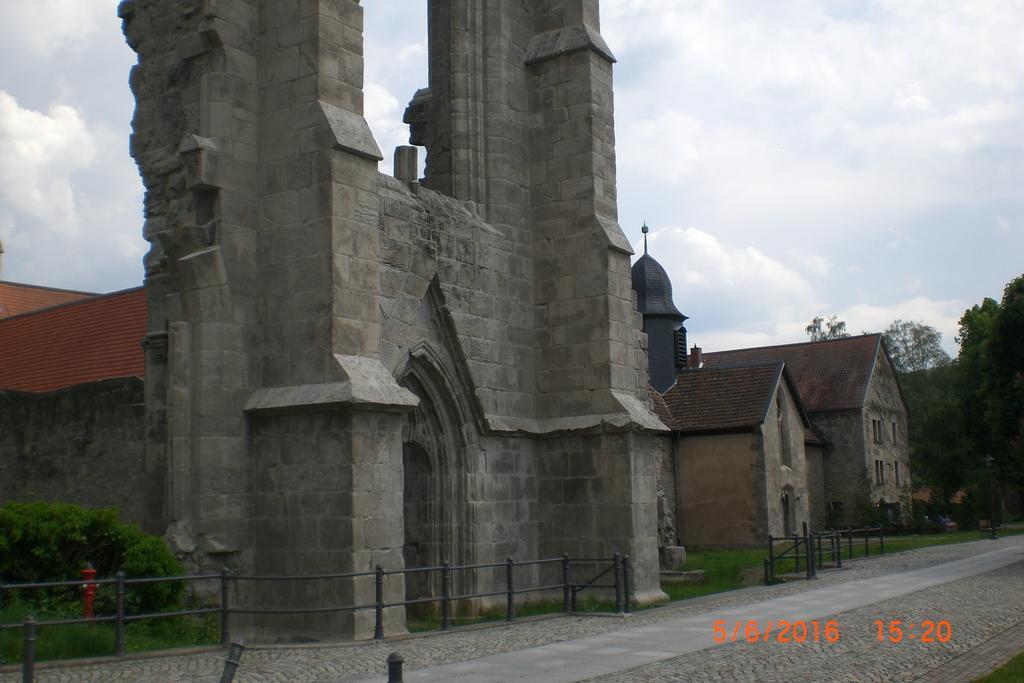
675, 432, 761, 547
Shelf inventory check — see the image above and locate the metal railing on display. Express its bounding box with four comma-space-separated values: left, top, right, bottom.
765, 524, 884, 584
1, 552, 632, 681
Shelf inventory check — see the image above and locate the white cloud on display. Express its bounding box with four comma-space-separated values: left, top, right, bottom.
639, 225, 822, 343
839, 296, 966, 354
0, 91, 96, 231
608, 0, 1024, 249
365, 82, 407, 176
0, 0, 111, 58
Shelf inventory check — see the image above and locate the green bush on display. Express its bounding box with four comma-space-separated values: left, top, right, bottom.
0, 502, 183, 615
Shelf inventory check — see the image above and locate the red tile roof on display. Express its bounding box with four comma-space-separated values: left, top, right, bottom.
0, 287, 147, 393
703, 334, 883, 412
0, 281, 97, 319
658, 362, 786, 433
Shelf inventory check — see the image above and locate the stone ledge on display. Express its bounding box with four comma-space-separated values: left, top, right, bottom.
244, 356, 417, 415
597, 216, 634, 255
486, 391, 669, 436
320, 102, 383, 161
526, 24, 617, 66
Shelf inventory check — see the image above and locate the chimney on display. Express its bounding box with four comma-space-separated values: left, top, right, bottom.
689, 345, 703, 369
0, 238, 4, 279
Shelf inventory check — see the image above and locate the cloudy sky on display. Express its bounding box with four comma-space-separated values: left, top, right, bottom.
1, 1, 1022, 354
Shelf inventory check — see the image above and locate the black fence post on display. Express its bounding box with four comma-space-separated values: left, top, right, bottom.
218, 641, 246, 683
848, 530, 853, 560
817, 532, 824, 568
505, 557, 515, 622
374, 565, 385, 641
879, 528, 885, 554
613, 553, 623, 613
22, 615, 36, 683
115, 570, 126, 656
219, 567, 230, 647
561, 553, 570, 614
441, 561, 451, 631
803, 523, 813, 580
835, 534, 842, 568
623, 556, 632, 614
763, 557, 770, 586
795, 536, 801, 574
767, 535, 775, 580
864, 530, 869, 557
387, 651, 404, 683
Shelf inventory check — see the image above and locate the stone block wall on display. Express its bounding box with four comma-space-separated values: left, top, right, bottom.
0, 379, 146, 526
862, 354, 912, 522
812, 409, 869, 527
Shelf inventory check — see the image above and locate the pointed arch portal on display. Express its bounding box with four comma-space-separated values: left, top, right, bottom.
398, 345, 475, 609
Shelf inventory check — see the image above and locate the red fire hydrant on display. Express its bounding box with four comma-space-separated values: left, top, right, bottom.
81, 564, 98, 619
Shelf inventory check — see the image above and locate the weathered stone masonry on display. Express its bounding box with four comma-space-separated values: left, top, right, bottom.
121, 0, 668, 640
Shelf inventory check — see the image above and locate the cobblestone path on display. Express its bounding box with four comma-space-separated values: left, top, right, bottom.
2, 535, 1021, 683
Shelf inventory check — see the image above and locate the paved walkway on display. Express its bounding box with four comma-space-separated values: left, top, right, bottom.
3, 535, 1023, 682
349, 538, 1024, 682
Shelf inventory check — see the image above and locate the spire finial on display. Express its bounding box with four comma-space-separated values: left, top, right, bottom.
641, 222, 649, 255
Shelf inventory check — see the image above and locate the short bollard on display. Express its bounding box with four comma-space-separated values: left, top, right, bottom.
22, 615, 36, 683
387, 651, 404, 683
218, 640, 246, 683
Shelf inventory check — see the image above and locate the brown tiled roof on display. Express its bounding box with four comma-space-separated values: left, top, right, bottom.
658, 362, 785, 433
0, 287, 146, 393
703, 334, 883, 412
0, 281, 97, 319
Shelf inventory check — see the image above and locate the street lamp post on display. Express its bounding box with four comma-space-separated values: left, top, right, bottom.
984, 454, 997, 540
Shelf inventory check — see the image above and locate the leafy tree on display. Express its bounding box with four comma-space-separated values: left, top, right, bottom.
882, 319, 951, 373
900, 275, 1024, 506
805, 315, 849, 341
980, 276, 1024, 485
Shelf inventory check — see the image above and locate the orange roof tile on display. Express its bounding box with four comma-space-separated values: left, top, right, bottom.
0, 287, 147, 393
0, 281, 97, 319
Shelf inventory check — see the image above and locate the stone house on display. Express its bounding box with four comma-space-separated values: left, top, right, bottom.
631, 247, 822, 549
650, 362, 820, 547
703, 335, 912, 527
632, 239, 911, 548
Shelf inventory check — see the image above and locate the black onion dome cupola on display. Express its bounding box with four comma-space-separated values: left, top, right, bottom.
631, 224, 689, 393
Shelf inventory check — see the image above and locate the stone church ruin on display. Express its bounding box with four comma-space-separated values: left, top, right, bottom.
118, 0, 668, 638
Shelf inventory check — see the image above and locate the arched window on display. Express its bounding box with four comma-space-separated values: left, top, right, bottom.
778, 395, 791, 467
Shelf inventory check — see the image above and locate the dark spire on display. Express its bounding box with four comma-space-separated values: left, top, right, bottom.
631, 225, 685, 319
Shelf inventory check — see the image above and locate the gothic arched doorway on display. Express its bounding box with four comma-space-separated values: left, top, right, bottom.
399, 349, 474, 610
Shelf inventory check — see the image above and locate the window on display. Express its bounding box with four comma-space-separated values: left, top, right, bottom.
871, 419, 883, 444
894, 461, 901, 486
875, 459, 885, 485
778, 398, 791, 467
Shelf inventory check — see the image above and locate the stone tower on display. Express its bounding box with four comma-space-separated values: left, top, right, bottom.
121, 0, 668, 640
